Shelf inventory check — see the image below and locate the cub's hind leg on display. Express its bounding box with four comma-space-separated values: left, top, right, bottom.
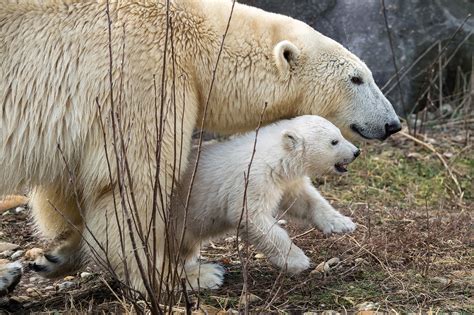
29, 186, 84, 278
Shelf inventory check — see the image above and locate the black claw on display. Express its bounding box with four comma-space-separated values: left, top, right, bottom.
44, 253, 60, 264
29, 262, 48, 272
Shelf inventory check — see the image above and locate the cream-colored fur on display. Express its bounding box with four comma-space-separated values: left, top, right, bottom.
174, 116, 358, 288
1, 0, 399, 292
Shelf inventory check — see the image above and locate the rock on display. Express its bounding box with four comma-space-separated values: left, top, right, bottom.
29, 277, 38, 283
9, 295, 30, 303
10, 250, 25, 260
277, 219, 287, 225
25, 288, 40, 297
24, 248, 43, 261
44, 286, 55, 291
311, 261, 329, 275
443, 152, 454, 159
241, 0, 473, 114
431, 276, 450, 285
0, 231, 4, 238
0, 242, 19, 252
254, 253, 265, 259
63, 276, 75, 281
80, 272, 93, 279
224, 236, 235, 243
239, 293, 261, 305
326, 257, 340, 267
58, 281, 75, 291
355, 258, 368, 265
0, 250, 14, 258
356, 301, 379, 311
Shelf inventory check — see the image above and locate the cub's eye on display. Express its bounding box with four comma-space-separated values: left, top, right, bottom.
351, 76, 363, 85
331, 140, 339, 146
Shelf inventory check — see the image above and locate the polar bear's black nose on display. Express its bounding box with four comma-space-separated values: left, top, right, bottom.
385, 121, 402, 137
353, 149, 360, 158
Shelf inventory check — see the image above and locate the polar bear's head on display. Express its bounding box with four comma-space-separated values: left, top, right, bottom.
273, 30, 401, 141
281, 115, 360, 175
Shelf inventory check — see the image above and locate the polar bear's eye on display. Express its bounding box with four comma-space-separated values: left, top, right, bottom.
351, 76, 363, 85
331, 140, 339, 146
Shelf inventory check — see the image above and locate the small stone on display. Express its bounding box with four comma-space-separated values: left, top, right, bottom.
355, 258, 368, 265
443, 152, 453, 159
14, 207, 26, 214
63, 275, 75, 281
326, 257, 340, 267
0, 259, 9, 264
0, 242, 19, 252
11, 250, 25, 260
44, 286, 55, 291
224, 236, 235, 243
0, 231, 4, 237
239, 293, 261, 305
26, 288, 35, 294
254, 253, 265, 259
0, 250, 14, 258
80, 272, 93, 279
277, 219, 287, 225
311, 261, 328, 275
356, 301, 378, 311
431, 276, 450, 285
58, 281, 75, 291
24, 248, 43, 261
29, 277, 38, 282
10, 295, 30, 303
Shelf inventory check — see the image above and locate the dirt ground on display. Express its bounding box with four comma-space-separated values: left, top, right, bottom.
0, 125, 472, 314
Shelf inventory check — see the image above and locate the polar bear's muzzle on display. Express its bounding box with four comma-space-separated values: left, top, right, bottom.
334, 147, 360, 173
350, 120, 401, 141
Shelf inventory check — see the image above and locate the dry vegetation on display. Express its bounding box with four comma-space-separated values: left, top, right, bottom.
0, 122, 472, 314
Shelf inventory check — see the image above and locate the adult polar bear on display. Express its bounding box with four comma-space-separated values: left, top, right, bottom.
0, 0, 400, 292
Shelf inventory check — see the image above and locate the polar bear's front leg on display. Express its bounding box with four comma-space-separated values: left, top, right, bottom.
241, 214, 310, 274
281, 177, 356, 235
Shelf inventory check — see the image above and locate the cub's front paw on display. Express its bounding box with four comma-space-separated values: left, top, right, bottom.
269, 245, 310, 275
185, 262, 225, 290
319, 213, 356, 235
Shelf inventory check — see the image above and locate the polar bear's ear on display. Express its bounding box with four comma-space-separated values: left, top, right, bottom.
282, 129, 302, 151
273, 40, 300, 74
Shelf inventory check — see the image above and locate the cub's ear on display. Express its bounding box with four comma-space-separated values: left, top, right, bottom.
273, 40, 300, 74
282, 129, 302, 151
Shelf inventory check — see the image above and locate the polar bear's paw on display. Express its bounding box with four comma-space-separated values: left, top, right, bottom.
184, 262, 225, 291
29, 249, 80, 279
269, 245, 310, 275
0, 261, 22, 296
319, 213, 356, 235
29, 251, 62, 277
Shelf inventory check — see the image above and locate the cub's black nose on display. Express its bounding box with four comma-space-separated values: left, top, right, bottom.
385, 121, 402, 137
354, 149, 361, 158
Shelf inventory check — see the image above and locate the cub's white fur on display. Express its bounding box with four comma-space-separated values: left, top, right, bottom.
174, 115, 359, 287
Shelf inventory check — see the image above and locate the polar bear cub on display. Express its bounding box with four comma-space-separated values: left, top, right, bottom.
176, 115, 360, 287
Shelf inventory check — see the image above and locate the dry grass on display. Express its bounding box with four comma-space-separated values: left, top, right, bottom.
0, 123, 472, 314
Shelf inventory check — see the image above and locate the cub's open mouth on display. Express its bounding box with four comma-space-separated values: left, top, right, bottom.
335, 162, 348, 173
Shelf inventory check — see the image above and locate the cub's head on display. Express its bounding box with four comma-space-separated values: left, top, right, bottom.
281, 115, 360, 176
272, 23, 401, 141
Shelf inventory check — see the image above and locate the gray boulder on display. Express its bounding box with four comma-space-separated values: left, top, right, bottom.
241, 0, 473, 115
